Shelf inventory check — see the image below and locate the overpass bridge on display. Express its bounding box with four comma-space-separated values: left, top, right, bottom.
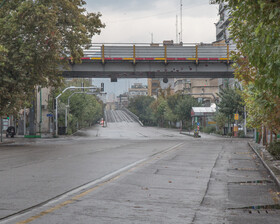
62, 43, 236, 79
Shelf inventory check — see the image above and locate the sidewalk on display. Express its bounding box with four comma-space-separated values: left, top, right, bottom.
0, 134, 16, 145
0, 134, 52, 146
249, 141, 280, 189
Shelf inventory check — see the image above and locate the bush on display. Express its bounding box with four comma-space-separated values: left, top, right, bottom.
238, 130, 245, 138
215, 130, 223, 135
227, 132, 233, 137
201, 126, 216, 134
268, 141, 280, 160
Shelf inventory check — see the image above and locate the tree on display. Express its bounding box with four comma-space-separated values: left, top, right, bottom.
128, 96, 155, 125
150, 97, 168, 127
0, 0, 105, 116
54, 78, 103, 134
174, 95, 200, 129
217, 85, 244, 117
214, 112, 228, 132
217, 0, 280, 96
216, 0, 280, 139
217, 85, 244, 133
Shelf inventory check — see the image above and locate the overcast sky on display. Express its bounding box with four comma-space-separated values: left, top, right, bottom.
85, 0, 219, 96
86, 0, 219, 43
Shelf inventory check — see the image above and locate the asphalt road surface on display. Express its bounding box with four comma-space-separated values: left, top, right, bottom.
0, 111, 279, 223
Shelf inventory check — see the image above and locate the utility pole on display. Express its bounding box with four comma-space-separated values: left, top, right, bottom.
244, 106, 247, 136
23, 107, 26, 135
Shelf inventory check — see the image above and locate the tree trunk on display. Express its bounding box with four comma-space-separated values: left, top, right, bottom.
263, 127, 267, 146
257, 129, 262, 144
29, 91, 36, 135
274, 131, 278, 141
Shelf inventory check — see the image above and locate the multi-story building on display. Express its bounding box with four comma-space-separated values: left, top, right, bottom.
128, 83, 148, 98
116, 93, 129, 109
214, 2, 231, 42
174, 78, 219, 106
211, 1, 236, 89
148, 79, 160, 97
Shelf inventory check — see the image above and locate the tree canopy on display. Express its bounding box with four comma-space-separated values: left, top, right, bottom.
0, 0, 105, 116
128, 94, 200, 128
217, 0, 280, 96
55, 78, 103, 134
217, 85, 244, 119
216, 0, 280, 136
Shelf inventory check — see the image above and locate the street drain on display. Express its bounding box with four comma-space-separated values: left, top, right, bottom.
228, 180, 273, 185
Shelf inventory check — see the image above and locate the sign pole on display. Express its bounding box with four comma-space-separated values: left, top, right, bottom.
234, 113, 239, 137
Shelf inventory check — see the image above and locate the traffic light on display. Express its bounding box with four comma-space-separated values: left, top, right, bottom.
6, 115, 9, 120
101, 82, 104, 92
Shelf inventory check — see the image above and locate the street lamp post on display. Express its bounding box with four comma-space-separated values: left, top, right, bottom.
55, 86, 97, 136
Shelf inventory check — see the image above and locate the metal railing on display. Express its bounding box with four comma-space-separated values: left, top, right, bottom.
82, 43, 236, 64
121, 107, 144, 127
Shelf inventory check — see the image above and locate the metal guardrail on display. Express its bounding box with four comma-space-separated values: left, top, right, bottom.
82, 43, 236, 64
121, 108, 144, 127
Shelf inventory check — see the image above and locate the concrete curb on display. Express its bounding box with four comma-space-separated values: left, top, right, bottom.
248, 142, 280, 190
0, 140, 15, 146
180, 132, 201, 138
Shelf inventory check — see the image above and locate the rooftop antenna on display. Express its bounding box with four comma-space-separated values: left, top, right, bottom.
180, 0, 183, 43
176, 15, 178, 44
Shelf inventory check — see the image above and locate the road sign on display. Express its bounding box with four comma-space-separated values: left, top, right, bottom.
197, 122, 200, 126
234, 114, 239, 120
208, 121, 216, 124
47, 113, 53, 117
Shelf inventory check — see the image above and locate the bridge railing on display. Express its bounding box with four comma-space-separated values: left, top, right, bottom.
82, 43, 236, 62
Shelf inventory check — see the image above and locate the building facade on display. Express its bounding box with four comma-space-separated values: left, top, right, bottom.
148, 79, 160, 97
128, 83, 148, 98
174, 78, 219, 106
214, 2, 231, 42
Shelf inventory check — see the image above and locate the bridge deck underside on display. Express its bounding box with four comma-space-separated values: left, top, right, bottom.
63, 61, 234, 79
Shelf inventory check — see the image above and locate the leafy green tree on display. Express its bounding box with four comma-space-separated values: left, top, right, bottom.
214, 112, 228, 132
217, 85, 244, 118
128, 94, 200, 128
217, 0, 280, 96
175, 95, 199, 122
217, 85, 244, 133
128, 96, 155, 125
216, 0, 280, 139
0, 0, 105, 116
174, 95, 200, 129
55, 78, 103, 134
150, 97, 169, 127
68, 94, 102, 131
